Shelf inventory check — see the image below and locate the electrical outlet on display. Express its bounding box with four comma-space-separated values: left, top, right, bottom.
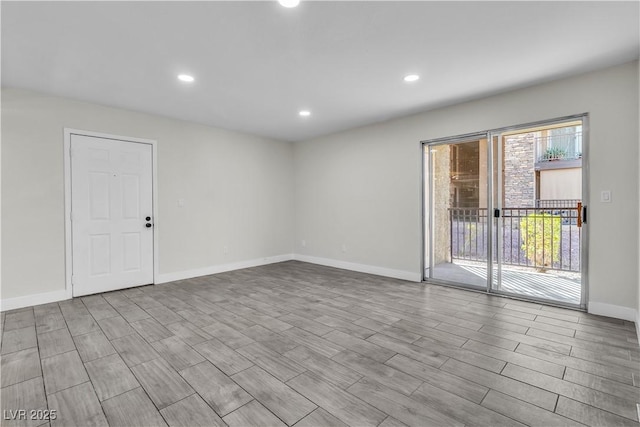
177, 199, 185, 207
223, 246, 228, 254
301, 240, 306, 247
601, 190, 611, 203
341, 244, 347, 253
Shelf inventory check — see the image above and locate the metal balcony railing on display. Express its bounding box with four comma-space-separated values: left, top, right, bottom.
536, 199, 581, 209
450, 205, 581, 272
535, 132, 582, 162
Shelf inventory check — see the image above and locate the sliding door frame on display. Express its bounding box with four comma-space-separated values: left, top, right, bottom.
421, 113, 589, 310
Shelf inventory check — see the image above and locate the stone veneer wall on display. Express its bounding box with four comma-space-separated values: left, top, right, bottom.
433, 144, 451, 264
503, 133, 536, 207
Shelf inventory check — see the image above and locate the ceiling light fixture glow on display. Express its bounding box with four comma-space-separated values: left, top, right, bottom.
278, 0, 300, 7
178, 74, 195, 82
299, 110, 311, 117
403, 74, 420, 82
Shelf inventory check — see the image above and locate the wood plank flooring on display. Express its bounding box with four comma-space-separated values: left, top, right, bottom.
1, 261, 639, 426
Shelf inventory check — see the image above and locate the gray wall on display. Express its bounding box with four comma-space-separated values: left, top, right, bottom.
2, 88, 294, 299
294, 61, 639, 313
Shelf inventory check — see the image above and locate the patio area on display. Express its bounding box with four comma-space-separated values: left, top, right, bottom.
431, 261, 581, 305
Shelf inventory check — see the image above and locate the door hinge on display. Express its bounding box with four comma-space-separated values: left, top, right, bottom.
71, 275, 75, 285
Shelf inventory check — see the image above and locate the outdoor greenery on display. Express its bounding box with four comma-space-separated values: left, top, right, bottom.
520, 213, 561, 270
543, 146, 567, 160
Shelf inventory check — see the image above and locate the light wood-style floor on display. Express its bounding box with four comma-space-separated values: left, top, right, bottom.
1, 261, 639, 427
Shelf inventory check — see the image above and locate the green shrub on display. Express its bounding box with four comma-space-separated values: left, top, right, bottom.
543, 146, 567, 160
520, 213, 561, 269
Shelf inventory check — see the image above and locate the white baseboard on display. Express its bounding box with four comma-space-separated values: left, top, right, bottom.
1, 255, 294, 311
9, 257, 636, 338
1, 288, 72, 312
588, 301, 637, 322
0, 253, 417, 311
155, 254, 295, 284
293, 254, 421, 282
636, 309, 640, 344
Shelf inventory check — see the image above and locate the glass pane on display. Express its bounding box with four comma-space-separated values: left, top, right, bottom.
429, 140, 488, 288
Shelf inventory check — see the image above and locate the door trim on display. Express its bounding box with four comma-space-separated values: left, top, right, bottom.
64, 129, 159, 298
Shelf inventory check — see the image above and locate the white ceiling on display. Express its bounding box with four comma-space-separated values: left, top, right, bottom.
2, 1, 639, 142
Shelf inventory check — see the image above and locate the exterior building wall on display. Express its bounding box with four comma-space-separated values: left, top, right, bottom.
504, 133, 536, 207
539, 168, 582, 200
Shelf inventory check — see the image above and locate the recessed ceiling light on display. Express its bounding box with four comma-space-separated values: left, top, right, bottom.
299, 110, 311, 117
178, 74, 195, 83
278, 0, 300, 7
404, 74, 420, 82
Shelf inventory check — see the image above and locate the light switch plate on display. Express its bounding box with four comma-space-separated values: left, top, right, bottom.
600, 190, 611, 203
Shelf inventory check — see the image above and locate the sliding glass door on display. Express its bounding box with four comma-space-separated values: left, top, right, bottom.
423, 116, 587, 308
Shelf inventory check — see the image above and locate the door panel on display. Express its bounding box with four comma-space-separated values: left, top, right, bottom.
123, 232, 142, 272
89, 234, 111, 275
89, 172, 110, 219
71, 134, 153, 296
492, 124, 583, 306
122, 174, 140, 219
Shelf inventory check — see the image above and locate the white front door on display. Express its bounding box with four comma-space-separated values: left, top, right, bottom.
71, 134, 154, 296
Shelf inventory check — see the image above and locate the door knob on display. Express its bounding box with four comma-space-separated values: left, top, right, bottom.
146, 223, 152, 228
145, 216, 151, 221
